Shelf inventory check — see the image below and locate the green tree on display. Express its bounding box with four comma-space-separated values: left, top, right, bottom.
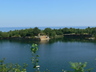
26, 28, 34, 37
33, 27, 41, 36
50, 31, 56, 38
1, 32, 9, 38
43, 28, 52, 35
19, 29, 27, 37
0, 58, 27, 72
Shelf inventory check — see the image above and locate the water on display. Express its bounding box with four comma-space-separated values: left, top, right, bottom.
0, 26, 94, 32
0, 38, 96, 72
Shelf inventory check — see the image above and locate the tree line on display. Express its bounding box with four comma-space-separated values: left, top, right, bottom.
0, 27, 96, 39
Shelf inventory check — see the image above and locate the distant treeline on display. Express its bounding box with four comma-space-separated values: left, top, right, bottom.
0, 27, 96, 39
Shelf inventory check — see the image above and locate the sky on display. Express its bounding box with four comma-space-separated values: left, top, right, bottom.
0, 0, 96, 27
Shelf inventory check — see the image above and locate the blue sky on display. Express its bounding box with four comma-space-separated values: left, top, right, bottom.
0, 0, 96, 27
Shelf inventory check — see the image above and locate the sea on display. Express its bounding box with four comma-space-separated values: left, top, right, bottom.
0, 26, 95, 32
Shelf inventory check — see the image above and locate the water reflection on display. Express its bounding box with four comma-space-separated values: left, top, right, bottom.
0, 37, 96, 44
49, 37, 96, 44
40, 40, 49, 44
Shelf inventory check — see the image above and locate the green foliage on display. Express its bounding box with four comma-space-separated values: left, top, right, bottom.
0, 58, 27, 72
31, 44, 38, 53
43, 28, 52, 35
70, 62, 87, 72
0, 32, 9, 38
33, 27, 41, 36
50, 31, 56, 38
0, 27, 96, 39
62, 62, 93, 72
31, 44, 40, 72
54, 29, 63, 35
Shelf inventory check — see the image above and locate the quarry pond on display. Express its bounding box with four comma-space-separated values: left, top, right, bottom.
0, 38, 96, 72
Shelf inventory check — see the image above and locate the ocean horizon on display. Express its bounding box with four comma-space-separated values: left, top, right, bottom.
0, 26, 95, 32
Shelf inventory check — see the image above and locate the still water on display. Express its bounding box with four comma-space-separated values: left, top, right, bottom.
0, 38, 96, 72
